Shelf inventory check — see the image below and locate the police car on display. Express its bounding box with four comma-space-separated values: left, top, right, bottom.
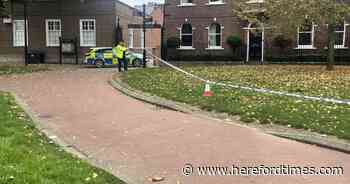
83, 47, 144, 68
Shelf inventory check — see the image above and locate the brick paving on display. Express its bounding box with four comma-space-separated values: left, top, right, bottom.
0, 68, 349, 184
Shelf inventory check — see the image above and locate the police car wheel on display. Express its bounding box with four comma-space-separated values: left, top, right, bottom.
95, 60, 104, 68
133, 59, 142, 67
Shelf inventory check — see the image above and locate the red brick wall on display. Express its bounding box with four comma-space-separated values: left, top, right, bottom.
0, 0, 116, 64
164, 0, 350, 62
164, 0, 242, 57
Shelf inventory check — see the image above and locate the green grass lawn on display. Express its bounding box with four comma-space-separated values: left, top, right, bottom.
0, 92, 125, 184
121, 65, 350, 140
0, 64, 50, 75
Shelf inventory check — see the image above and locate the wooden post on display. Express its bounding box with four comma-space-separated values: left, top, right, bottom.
59, 37, 62, 64
75, 37, 79, 65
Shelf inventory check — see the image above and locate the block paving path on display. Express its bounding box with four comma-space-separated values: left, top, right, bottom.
0, 68, 349, 184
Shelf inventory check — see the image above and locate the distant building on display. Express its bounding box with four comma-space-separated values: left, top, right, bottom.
115, 0, 143, 46
127, 4, 163, 57
0, 0, 153, 64
135, 2, 163, 16
0, 0, 119, 63
164, 0, 350, 63
164, 0, 241, 62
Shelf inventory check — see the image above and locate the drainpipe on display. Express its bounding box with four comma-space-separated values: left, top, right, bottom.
116, 16, 121, 44
161, 4, 165, 60
246, 29, 250, 63
261, 26, 265, 63
24, 2, 28, 65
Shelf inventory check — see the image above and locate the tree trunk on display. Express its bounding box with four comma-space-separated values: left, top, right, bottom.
233, 48, 237, 59
327, 24, 336, 71
0, 1, 7, 17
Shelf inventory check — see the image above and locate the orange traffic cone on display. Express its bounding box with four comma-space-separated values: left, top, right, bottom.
203, 82, 213, 97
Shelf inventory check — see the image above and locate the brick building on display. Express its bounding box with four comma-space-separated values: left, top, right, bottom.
127, 4, 163, 57
0, 0, 118, 63
164, 0, 350, 63
164, 0, 242, 61
115, 0, 143, 47
135, 2, 163, 16
0, 0, 138, 64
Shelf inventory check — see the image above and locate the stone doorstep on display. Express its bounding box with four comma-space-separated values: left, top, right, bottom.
111, 74, 350, 155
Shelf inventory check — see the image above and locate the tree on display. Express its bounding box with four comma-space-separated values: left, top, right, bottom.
226, 35, 242, 57
273, 35, 292, 53
1, 0, 33, 18
233, 0, 350, 70
0, 0, 7, 17
166, 37, 181, 49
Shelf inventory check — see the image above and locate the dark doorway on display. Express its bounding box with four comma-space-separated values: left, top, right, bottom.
249, 30, 262, 61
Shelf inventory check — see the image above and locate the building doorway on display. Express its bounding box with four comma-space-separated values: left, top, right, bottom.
245, 23, 265, 63
249, 30, 262, 61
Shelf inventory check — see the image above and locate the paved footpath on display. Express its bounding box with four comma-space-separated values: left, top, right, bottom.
0, 68, 349, 184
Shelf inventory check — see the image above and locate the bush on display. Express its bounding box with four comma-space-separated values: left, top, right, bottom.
166, 37, 181, 49
226, 35, 242, 50
273, 35, 292, 51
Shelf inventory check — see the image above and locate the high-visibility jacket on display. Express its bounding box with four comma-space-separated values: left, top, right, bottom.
113, 44, 127, 59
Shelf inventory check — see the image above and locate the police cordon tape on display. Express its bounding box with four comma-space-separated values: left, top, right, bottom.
145, 50, 350, 106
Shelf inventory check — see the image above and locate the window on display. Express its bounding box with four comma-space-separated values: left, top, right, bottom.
208, 0, 224, 5
297, 23, 315, 49
13, 20, 27, 47
45, 19, 61, 47
128, 29, 134, 48
208, 23, 222, 48
80, 19, 96, 47
246, 0, 264, 3
334, 22, 348, 48
180, 23, 193, 48
180, 0, 194, 6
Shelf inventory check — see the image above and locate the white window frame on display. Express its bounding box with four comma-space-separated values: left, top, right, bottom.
178, 0, 196, 7
80, 19, 96, 47
206, 23, 224, 50
207, 0, 225, 5
246, 0, 264, 3
128, 29, 134, 48
13, 20, 28, 47
178, 24, 195, 50
296, 23, 316, 49
45, 19, 61, 47
335, 22, 349, 49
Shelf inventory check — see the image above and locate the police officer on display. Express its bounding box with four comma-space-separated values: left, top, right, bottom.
112, 43, 119, 66
113, 41, 128, 72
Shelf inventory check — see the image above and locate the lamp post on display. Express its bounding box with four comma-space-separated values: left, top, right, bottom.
14, 0, 31, 65
142, 4, 146, 68
24, 1, 28, 65
161, 3, 168, 61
